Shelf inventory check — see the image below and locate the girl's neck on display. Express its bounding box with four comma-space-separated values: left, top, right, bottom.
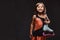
38, 13, 45, 16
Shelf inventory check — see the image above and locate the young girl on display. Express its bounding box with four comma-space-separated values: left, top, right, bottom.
30, 2, 54, 40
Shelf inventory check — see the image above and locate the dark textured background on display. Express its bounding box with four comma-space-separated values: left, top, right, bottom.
16, 0, 60, 40
0, 0, 60, 40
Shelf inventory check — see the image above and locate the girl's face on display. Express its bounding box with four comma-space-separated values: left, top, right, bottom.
36, 3, 44, 13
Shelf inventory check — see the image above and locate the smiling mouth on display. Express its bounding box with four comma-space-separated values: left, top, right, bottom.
39, 10, 43, 11
39, 9, 43, 10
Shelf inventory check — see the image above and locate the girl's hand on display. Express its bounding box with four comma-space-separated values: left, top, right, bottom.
29, 32, 33, 38
44, 14, 50, 24
44, 20, 50, 24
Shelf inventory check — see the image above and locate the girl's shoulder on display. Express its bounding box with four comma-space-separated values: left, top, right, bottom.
32, 15, 36, 19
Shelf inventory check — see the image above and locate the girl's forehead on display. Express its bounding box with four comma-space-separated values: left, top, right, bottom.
38, 4, 44, 6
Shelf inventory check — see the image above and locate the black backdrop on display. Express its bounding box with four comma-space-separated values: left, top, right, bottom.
0, 0, 60, 40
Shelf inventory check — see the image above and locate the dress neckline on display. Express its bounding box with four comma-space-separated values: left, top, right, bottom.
37, 14, 45, 19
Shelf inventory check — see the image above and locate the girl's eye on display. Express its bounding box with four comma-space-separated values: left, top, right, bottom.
41, 7, 43, 8
41, 7, 42, 8
38, 6, 43, 8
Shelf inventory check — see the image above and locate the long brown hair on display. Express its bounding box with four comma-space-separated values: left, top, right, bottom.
33, 2, 46, 15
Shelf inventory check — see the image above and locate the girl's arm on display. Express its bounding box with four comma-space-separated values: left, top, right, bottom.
44, 14, 50, 24
30, 15, 36, 36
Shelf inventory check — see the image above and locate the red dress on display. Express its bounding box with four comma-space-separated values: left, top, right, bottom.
31, 15, 46, 40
